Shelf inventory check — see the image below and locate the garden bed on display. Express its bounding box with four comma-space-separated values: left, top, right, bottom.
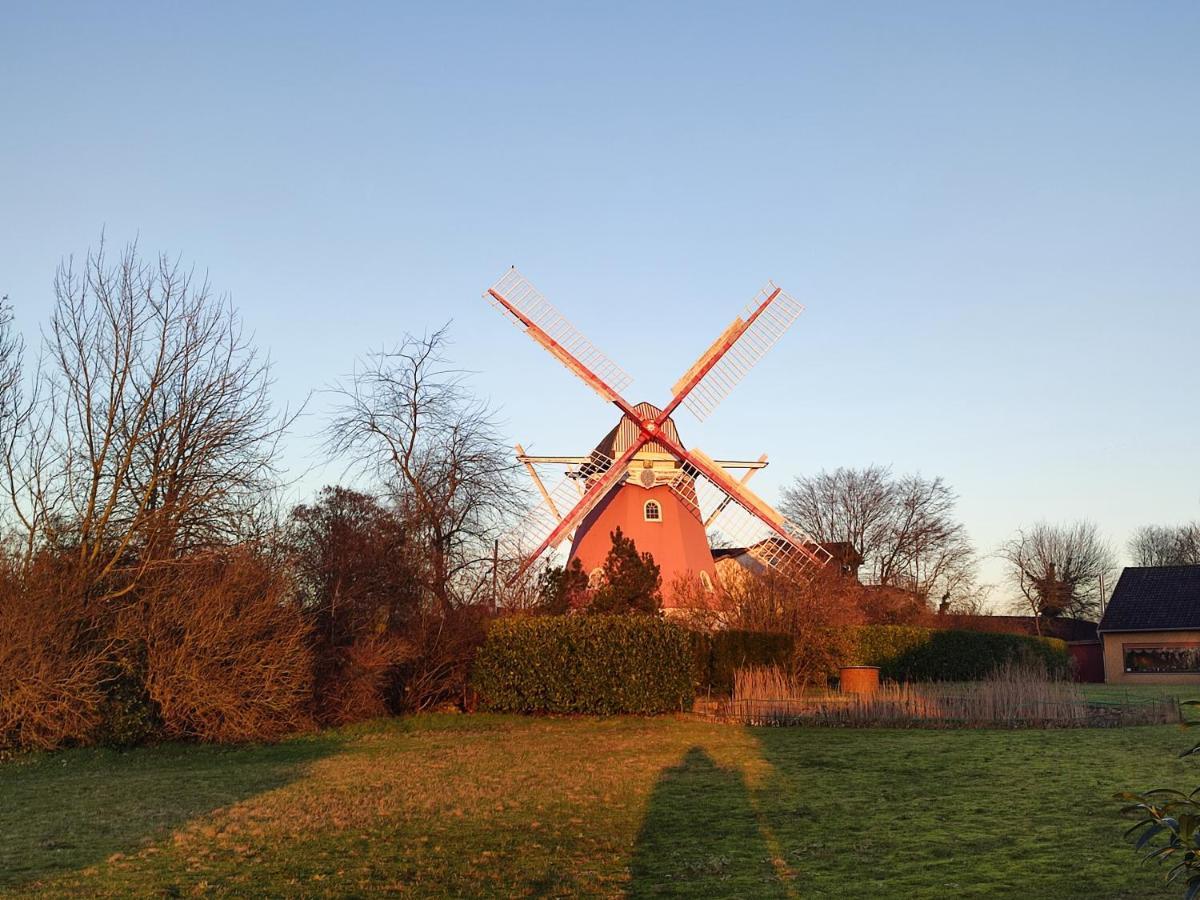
706, 691, 1180, 728
702, 665, 1182, 728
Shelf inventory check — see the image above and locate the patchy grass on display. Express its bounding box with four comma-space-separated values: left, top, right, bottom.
2, 715, 1197, 897
1082, 683, 1200, 704
0, 731, 343, 889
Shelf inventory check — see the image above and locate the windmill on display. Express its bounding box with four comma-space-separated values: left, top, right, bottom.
486, 268, 831, 606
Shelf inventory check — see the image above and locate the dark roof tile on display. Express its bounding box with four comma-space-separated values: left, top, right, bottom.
939, 614, 1098, 642
1099, 566, 1200, 632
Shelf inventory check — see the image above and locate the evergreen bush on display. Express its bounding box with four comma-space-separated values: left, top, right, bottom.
471, 616, 694, 714
855, 625, 1069, 681
96, 643, 162, 748
693, 630, 795, 695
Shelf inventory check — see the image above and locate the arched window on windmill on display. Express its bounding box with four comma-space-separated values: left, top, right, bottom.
699, 570, 715, 593
643, 499, 662, 522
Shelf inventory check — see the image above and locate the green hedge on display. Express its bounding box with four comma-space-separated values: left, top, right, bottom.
471, 616, 694, 714
692, 630, 795, 694
855, 625, 1070, 682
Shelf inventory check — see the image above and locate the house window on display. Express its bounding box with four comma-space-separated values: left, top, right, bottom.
643, 500, 662, 522
699, 571, 714, 593
1124, 644, 1200, 674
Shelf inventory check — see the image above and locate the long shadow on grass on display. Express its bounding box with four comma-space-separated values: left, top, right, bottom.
0, 732, 342, 889
628, 746, 789, 898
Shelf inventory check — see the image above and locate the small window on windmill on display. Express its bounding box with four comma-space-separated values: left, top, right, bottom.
588, 567, 605, 590
699, 571, 715, 593
644, 499, 662, 522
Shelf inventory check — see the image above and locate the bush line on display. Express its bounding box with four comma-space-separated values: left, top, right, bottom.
472, 616, 695, 715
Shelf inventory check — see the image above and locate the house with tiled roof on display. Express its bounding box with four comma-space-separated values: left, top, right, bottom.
1098, 566, 1200, 684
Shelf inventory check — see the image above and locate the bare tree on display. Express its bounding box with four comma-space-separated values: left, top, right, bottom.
1129, 523, 1200, 566
998, 521, 1117, 626
326, 325, 518, 612
781, 465, 976, 607
0, 299, 53, 557
0, 299, 20, 445
5, 239, 291, 597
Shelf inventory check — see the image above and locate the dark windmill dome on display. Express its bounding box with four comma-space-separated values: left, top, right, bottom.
591, 401, 683, 460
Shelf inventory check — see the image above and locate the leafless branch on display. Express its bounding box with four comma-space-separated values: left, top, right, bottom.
998, 521, 1117, 625
325, 324, 519, 611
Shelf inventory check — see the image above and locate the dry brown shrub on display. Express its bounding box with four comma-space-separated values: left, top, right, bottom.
0, 558, 110, 751
121, 549, 315, 743
775, 571, 865, 687
677, 565, 865, 687
856, 583, 930, 625
314, 633, 412, 726
667, 571, 725, 630
285, 486, 426, 726
395, 604, 490, 712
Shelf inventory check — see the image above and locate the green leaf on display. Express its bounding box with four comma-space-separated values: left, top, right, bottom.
1127, 820, 1157, 839
1122, 806, 1157, 820
1144, 845, 1177, 865
1137, 823, 1167, 849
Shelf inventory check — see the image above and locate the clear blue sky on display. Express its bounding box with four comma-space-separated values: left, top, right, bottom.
3, 2, 1198, 601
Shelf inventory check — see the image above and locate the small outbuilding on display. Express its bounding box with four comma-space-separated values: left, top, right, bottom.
1098, 566, 1200, 684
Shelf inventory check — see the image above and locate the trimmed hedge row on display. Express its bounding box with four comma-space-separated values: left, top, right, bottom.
470, 618, 1071, 715
693, 629, 795, 694
471, 616, 694, 714
855, 625, 1070, 682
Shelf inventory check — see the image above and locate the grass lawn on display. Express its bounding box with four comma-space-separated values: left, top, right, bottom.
1082, 683, 1200, 704
3, 715, 1199, 898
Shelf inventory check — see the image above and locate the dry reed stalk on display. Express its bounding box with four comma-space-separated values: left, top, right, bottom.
724, 662, 1180, 729
733, 666, 799, 702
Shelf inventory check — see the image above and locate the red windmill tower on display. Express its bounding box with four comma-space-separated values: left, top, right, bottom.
486, 269, 830, 608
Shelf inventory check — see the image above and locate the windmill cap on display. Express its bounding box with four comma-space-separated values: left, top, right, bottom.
590, 401, 682, 460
